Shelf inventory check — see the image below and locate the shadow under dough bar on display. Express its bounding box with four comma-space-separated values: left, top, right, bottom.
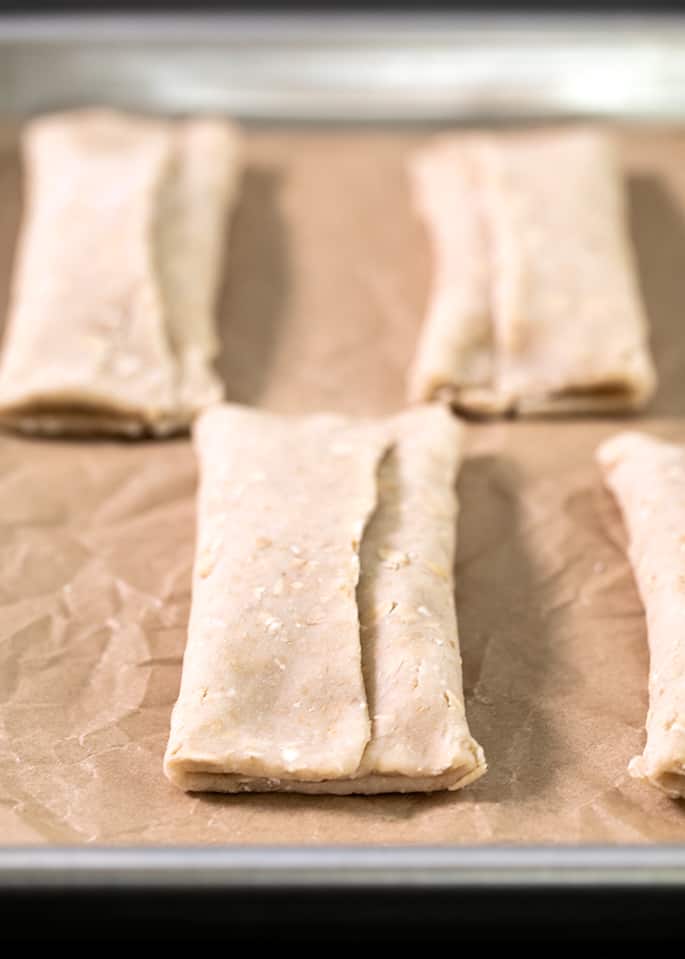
598, 431, 685, 798
409, 128, 656, 415
0, 109, 242, 436
164, 403, 485, 794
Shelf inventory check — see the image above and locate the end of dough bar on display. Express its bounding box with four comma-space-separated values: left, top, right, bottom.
629, 749, 685, 800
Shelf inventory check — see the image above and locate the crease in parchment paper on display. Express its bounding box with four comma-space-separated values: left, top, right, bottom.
1, 128, 685, 842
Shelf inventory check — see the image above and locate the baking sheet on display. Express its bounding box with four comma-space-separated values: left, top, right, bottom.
1, 125, 685, 845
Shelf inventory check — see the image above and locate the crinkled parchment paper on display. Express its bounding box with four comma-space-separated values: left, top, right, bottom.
2, 125, 685, 844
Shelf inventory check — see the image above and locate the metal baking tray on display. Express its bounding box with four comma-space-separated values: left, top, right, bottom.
2, 12, 685, 914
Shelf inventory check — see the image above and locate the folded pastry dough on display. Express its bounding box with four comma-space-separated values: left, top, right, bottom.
0, 109, 242, 436
164, 403, 486, 794
597, 431, 685, 798
410, 129, 656, 415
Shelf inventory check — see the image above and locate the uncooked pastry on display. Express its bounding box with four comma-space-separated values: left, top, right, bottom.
409, 129, 656, 415
0, 109, 242, 436
164, 403, 485, 794
597, 431, 685, 798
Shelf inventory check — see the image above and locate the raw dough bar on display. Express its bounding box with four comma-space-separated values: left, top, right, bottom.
409, 129, 656, 415
0, 109, 242, 436
164, 403, 485, 794
598, 431, 685, 798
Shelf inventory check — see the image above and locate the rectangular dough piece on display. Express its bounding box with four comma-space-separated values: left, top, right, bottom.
164, 403, 485, 794
409, 129, 656, 415
0, 109, 242, 437
597, 431, 685, 798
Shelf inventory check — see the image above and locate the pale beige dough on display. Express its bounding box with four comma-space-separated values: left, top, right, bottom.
0, 109, 242, 436
409, 129, 656, 415
164, 403, 485, 794
598, 431, 685, 798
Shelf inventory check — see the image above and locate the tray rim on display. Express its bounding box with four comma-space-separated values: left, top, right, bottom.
5, 11, 685, 122
2, 844, 685, 889
3, 10, 685, 40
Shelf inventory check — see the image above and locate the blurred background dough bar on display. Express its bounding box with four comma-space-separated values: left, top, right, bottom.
0, 109, 241, 436
410, 129, 656, 415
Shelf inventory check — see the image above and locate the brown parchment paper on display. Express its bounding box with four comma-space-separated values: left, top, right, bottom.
2, 125, 685, 844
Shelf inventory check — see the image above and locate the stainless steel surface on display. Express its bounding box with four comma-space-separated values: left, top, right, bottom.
0, 12, 684, 889
2, 13, 685, 122
2, 845, 685, 889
